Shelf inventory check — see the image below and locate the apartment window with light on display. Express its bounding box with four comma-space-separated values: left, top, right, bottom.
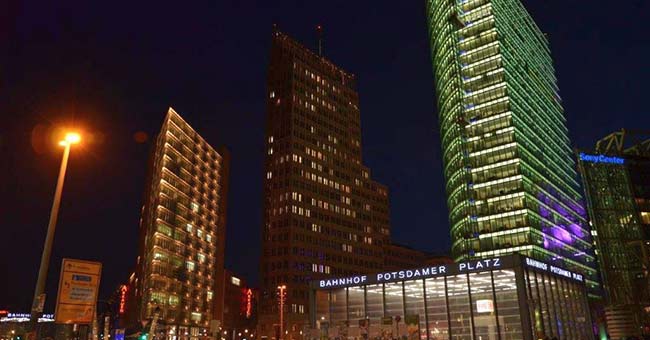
191, 312, 202, 322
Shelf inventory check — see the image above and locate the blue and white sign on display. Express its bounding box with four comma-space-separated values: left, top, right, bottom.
318, 258, 503, 288
525, 257, 584, 282
579, 153, 624, 165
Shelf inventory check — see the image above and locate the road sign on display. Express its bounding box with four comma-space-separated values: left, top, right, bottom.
55, 258, 102, 324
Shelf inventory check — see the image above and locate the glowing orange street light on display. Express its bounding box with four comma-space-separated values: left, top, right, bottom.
277, 285, 287, 340
60, 132, 81, 146
31, 131, 81, 322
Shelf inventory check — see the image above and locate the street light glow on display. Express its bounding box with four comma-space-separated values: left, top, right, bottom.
60, 132, 81, 146
66, 132, 81, 144
32, 129, 82, 322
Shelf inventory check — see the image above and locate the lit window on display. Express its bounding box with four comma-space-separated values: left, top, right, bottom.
197, 229, 203, 239
168, 295, 180, 306
207, 291, 213, 301
231, 277, 241, 286
191, 312, 202, 322
186, 223, 193, 233
191, 202, 200, 213
198, 253, 206, 263
206, 234, 212, 242
641, 212, 650, 224
270, 91, 275, 99
186, 261, 195, 271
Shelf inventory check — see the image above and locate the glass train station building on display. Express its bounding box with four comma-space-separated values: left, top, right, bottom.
309, 255, 592, 340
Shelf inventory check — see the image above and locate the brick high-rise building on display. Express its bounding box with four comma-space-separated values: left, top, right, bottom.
258, 30, 391, 339
131, 108, 230, 339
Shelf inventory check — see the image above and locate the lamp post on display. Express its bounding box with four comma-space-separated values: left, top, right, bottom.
30, 132, 81, 322
277, 285, 286, 340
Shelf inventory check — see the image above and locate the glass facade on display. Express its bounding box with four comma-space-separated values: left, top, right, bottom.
425, 0, 599, 293
577, 139, 650, 336
578, 152, 647, 303
525, 270, 590, 339
310, 255, 592, 340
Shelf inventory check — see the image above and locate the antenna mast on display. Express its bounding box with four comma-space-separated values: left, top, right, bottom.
316, 25, 323, 56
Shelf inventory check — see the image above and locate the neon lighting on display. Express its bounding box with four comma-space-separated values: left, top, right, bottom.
471, 174, 521, 188
478, 226, 530, 239
245, 289, 253, 319
119, 285, 128, 314
579, 153, 624, 165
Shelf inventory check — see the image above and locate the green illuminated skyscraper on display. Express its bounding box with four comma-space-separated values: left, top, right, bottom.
425, 0, 599, 291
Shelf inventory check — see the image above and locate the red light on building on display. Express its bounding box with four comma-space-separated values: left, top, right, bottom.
119, 285, 128, 314
245, 289, 253, 319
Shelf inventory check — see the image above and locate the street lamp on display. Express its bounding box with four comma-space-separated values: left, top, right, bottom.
30, 132, 81, 321
277, 285, 287, 340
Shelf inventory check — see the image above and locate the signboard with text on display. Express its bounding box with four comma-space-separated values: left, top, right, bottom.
55, 258, 102, 324
313, 255, 586, 290
524, 257, 584, 282
316, 258, 505, 289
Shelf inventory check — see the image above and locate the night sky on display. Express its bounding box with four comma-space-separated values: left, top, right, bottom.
2, 0, 649, 313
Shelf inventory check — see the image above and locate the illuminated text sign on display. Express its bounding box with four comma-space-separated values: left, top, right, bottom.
320, 275, 368, 288
525, 257, 584, 282
318, 258, 502, 288
579, 153, 624, 165
245, 289, 253, 319
119, 285, 128, 314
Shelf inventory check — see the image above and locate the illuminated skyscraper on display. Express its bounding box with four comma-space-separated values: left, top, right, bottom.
258, 30, 391, 339
425, 0, 599, 291
577, 130, 650, 337
131, 108, 230, 338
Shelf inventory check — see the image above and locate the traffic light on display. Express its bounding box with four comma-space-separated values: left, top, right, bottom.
139, 333, 147, 340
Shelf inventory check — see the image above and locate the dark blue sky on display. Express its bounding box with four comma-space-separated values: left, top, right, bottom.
2, 0, 648, 312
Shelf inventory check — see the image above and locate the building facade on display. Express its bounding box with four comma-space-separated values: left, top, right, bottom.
259, 30, 392, 339
383, 243, 453, 271
223, 270, 258, 338
576, 130, 650, 337
309, 255, 593, 340
131, 108, 230, 339
425, 0, 599, 292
